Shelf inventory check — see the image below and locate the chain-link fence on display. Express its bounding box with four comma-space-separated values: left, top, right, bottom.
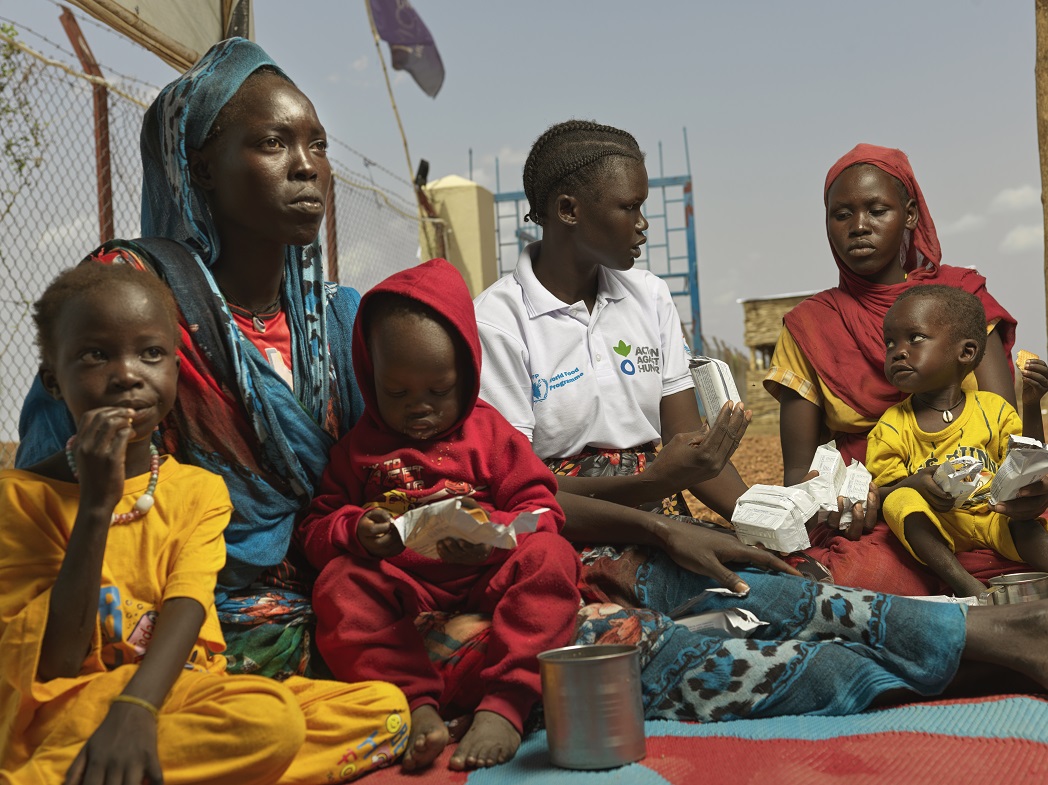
0, 25, 425, 467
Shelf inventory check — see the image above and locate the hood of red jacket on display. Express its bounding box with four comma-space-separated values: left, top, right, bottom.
352, 258, 481, 436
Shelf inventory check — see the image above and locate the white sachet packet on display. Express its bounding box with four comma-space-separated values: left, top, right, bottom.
731, 484, 817, 553
988, 435, 1048, 505
837, 460, 873, 528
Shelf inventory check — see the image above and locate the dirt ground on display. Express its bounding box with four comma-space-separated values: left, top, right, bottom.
685, 432, 784, 524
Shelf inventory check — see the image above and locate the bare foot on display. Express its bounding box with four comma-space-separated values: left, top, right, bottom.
448, 710, 521, 770
965, 600, 1048, 691
402, 705, 449, 771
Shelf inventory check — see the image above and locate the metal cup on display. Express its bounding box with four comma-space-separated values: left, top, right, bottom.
979, 571, 1048, 605
538, 644, 646, 770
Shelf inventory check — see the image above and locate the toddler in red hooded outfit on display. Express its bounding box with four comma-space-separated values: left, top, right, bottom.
299, 259, 581, 773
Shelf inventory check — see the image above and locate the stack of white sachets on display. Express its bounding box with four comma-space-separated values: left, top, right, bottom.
688, 355, 741, 418
794, 441, 873, 529
731, 441, 875, 551
731, 485, 819, 552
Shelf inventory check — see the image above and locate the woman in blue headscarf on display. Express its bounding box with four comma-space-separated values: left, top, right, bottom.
18, 38, 363, 679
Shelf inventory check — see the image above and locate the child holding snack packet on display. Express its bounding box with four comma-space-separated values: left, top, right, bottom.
0, 264, 409, 785
868, 284, 1048, 597
299, 259, 582, 773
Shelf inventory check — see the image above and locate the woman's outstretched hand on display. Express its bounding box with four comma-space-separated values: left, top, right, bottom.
798, 471, 881, 541
648, 402, 750, 494
838, 482, 880, 541
662, 521, 800, 593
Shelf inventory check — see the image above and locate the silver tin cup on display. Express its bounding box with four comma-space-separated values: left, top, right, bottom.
980, 571, 1048, 605
538, 644, 646, 769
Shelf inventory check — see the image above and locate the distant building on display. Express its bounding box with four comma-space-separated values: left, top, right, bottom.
737, 291, 818, 428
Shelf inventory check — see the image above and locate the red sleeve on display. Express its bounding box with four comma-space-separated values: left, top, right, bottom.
475, 404, 564, 535
297, 435, 370, 568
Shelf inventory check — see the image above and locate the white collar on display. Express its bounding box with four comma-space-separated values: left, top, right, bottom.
513, 242, 630, 318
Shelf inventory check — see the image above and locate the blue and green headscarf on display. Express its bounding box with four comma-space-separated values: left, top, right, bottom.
20, 38, 363, 599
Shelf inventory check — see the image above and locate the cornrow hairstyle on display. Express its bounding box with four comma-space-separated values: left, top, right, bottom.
33, 262, 181, 364
523, 120, 645, 225
894, 284, 988, 367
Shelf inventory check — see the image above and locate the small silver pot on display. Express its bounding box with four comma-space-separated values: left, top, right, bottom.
979, 572, 1048, 605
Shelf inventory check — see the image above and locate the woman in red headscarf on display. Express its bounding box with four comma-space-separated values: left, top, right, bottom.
764, 143, 1044, 595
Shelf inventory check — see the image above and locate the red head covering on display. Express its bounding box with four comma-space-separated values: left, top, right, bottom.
782, 143, 1016, 464
352, 258, 482, 437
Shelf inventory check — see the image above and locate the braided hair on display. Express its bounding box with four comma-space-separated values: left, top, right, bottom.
523, 120, 644, 225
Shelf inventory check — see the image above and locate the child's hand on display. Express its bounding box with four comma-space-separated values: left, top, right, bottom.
906, 466, 955, 512
1020, 357, 1048, 406
436, 537, 493, 565
71, 407, 136, 521
357, 508, 404, 559
64, 701, 163, 784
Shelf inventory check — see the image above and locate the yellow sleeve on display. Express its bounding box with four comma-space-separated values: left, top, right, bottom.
763, 326, 821, 406
866, 408, 911, 487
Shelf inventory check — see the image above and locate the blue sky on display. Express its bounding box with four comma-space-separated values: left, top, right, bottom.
8, 0, 1046, 354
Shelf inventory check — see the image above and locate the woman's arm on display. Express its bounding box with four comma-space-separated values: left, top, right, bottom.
557, 491, 797, 591
782, 389, 880, 539
779, 389, 825, 486
975, 329, 1017, 407
658, 389, 748, 519
553, 396, 749, 511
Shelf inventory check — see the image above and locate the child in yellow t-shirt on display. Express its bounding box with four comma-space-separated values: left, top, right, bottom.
0, 263, 408, 785
867, 284, 1048, 597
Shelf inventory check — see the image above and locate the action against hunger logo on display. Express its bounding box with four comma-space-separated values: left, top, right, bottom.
613, 340, 659, 376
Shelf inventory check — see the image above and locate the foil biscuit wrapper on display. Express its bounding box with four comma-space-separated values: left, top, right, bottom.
689, 355, 741, 420
392, 497, 543, 559
988, 435, 1048, 505
932, 456, 985, 508
731, 484, 817, 553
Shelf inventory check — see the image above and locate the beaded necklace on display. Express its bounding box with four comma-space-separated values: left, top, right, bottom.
65, 437, 160, 524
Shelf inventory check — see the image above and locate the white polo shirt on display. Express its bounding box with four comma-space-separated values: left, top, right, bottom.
474, 243, 694, 460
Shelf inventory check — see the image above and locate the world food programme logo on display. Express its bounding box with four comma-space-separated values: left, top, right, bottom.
532, 373, 549, 402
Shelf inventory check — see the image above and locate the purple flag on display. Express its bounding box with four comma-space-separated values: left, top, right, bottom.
369, 0, 445, 98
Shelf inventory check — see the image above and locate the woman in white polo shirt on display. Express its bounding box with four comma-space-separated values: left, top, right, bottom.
472, 120, 1048, 722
